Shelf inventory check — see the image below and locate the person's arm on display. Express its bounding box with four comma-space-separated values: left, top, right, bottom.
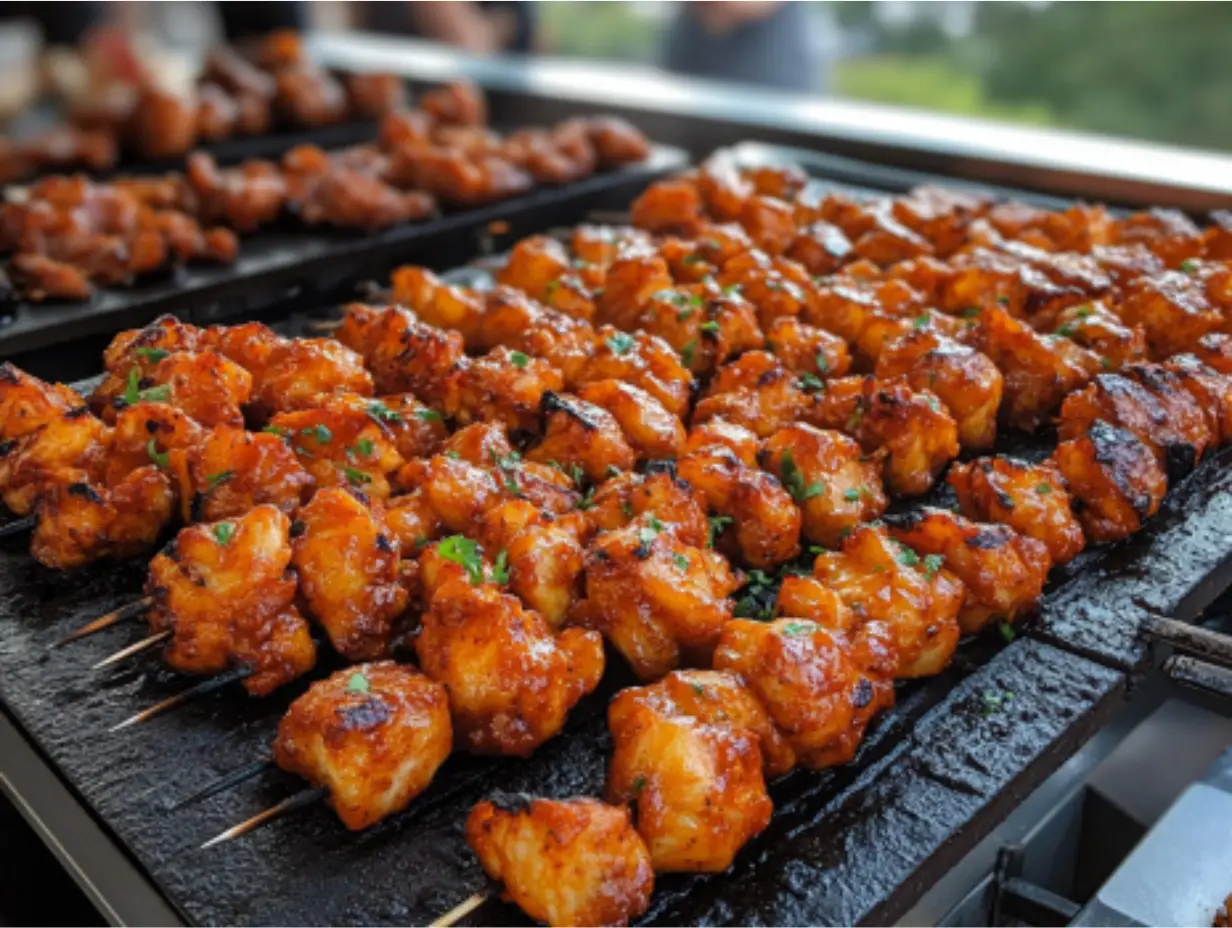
690, 1, 783, 34
405, 2, 500, 54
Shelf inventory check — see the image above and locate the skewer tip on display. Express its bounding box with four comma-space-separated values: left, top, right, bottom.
92, 630, 171, 670
198, 785, 329, 850
430, 892, 489, 928
52, 596, 153, 649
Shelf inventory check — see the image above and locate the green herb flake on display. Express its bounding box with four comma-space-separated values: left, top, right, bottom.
707, 514, 733, 547
682, 254, 705, 265
779, 450, 825, 504
262, 425, 288, 438
721, 284, 742, 297
414, 408, 443, 423
894, 543, 920, 568
1180, 258, 1200, 274
798, 372, 825, 394
205, 470, 235, 489
912, 314, 930, 330
631, 775, 647, 796
680, 339, 697, 367
676, 307, 695, 322
922, 554, 944, 579
699, 320, 720, 334
437, 535, 485, 585
998, 621, 1016, 643
122, 367, 142, 406
138, 384, 171, 404
780, 621, 815, 637
146, 439, 169, 470
690, 681, 706, 695
366, 400, 402, 424
1057, 322, 1076, 338
212, 522, 235, 546
1076, 305, 1093, 318
543, 280, 561, 299
343, 466, 372, 486
353, 438, 375, 458
1036, 482, 1052, 495
606, 332, 636, 355
301, 424, 333, 445
576, 485, 596, 511
962, 306, 982, 319
134, 347, 170, 363
671, 553, 689, 571
347, 671, 371, 695
509, 351, 530, 369
489, 549, 510, 585
843, 488, 861, 502
1100, 356, 1114, 370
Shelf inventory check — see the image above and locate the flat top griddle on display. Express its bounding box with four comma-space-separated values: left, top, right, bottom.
0, 145, 687, 358
1, 147, 1229, 926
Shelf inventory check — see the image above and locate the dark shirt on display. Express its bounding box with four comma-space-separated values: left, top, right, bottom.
662, 2, 823, 93
216, 2, 307, 42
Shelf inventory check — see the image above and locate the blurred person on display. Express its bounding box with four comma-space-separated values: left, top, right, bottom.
663, 1, 824, 93
354, 2, 537, 54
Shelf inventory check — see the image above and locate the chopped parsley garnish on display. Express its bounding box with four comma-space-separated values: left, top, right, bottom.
894, 542, 920, 568
779, 450, 825, 504
1057, 322, 1076, 338
843, 487, 862, 502
912, 314, 930, 330
721, 284, 742, 297
690, 681, 706, 695
352, 438, 375, 458
1036, 482, 1053, 495
1075, 305, 1093, 318
671, 553, 689, 572
577, 485, 596, 510
543, 280, 561, 299
1180, 258, 1200, 274
680, 339, 698, 367
414, 408, 443, 423
134, 347, 170, 363
606, 332, 635, 355
366, 400, 402, 424
926, 395, 942, 413
682, 253, 705, 265
343, 466, 372, 486
146, 439, 169, 470
734, 569, 777, 620
780, 621, 815, 637
509, 351, 530, 369
998, 621, 1016, 643
122, 366, 172, 406
707, 514, 733, 547
922, 554, 945, 579
676, 307, 695, 322
262, 425, 288, 438
798, 372, 825, 394
489, 549, 510, 585
815, 351, 830, 374
301, 424, 332, 445
444, 450, 461, 460
347, 671, 371, 695
631, 775, 647, 796
962, 306, 982, 319
205, 470, 235, 489
699, 320, 720, 334
437, 535, 485, 585
212, 522, 235, 545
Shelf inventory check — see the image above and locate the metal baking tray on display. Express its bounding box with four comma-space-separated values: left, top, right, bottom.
0, 144, 687, 359
0, 148, 1227, 926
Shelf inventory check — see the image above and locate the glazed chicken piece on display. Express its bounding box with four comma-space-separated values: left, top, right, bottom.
565, 327, 694, 421
948, 457, 1085, 565
444, 347, 565, 434
963, 305, 1093, 432
1117, 271, 1221, 360
186, 154, 287, 233
676, 444, 802, 569
574, 379, 685, 462
357, 393, 448, 461
1053, 420, 1168, 543
1114, 208, 1205, 270
0, 409, 107, 516
273, 663, 452, 830
201, 45, 276, 100
577, 116, 651, 168
692, 351, 810, 439
809, 523, 963, 678
1058, 369, 1213, 479
594, 246, 676, 331
195, 83, 239, 141
291, 488, 408, 661
572, 516, 738, 679
475, 285, 596, 367
808, 375, 959, 497
335, 303, 466, 404
526, 391, 637, 483
267, 396, 404, 501
713, 617, 893, 769
343, 72, 407, 119
1194, 333, 1232, 376
97, 401, 203, 492
127, 88, 197, 158
629, 177, 706, 236
0, 364, 88, 440
762, 316, 852, 382
8, 253, 93, 302
683, 418, 760, 467
31, 468, 175, 570
606, 672, 774, 873
188, 426, 313, 522
1047, 301, 1148, 372
759, 424, 887, 549
418, 79, 487, 126
103, 316, 205, 374
632, 282, 765, 376
294, 165, 436, 231
715, 249, 817, 327
245, 337, 374, 419
571, 224, 653, 270
583, 467, 709, 549
1161, 354, 1232, 446
874, 330, 1004, 450
144, 506, 316, 694
392, 266, 488, 346
441, 421, 580, 516
501, 127, 597, 186
887, 508, 1051, 634
415, 572, 604, 756
90, 350, 252, 429
273, 66, 347, 127
466, 796, 654, 928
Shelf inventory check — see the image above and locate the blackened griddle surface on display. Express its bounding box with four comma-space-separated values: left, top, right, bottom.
0, 145, 686, 357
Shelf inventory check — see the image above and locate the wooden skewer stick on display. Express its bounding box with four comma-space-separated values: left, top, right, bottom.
109, 666, 252, 732
430, 892, 489, 928
199, 785, 329, 849
171, 757, 273, 811
306, 319, 342, 334
92, 630, 171, 670
0, 514, 37, 538
52, 597, 153, 648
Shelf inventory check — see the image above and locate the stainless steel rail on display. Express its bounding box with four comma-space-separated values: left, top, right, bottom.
310, 31, 1232, 212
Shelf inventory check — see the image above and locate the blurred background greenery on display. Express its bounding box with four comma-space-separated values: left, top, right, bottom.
538, 1, 1232, 152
